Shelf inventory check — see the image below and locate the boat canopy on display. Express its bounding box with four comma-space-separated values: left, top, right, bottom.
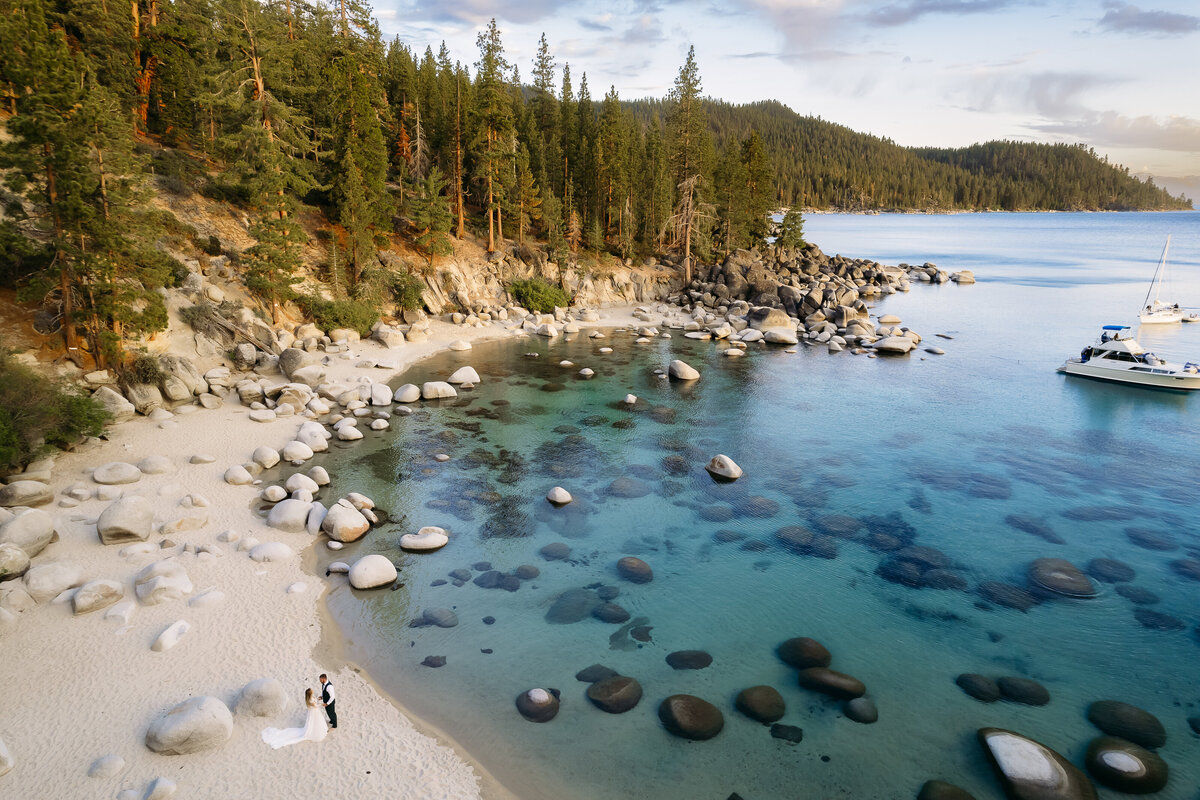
1095, 339, 1146, 355
1101, 325, 1129, 331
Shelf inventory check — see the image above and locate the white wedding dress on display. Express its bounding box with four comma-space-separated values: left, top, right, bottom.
262, 703, 328, 749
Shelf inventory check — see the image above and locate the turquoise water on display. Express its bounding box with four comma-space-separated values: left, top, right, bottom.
322, 212, 1200, 800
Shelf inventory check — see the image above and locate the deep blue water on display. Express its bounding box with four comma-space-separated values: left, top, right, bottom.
321, 212, 1200, 800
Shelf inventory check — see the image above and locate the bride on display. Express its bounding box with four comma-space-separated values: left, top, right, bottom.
262, 688, 328, 749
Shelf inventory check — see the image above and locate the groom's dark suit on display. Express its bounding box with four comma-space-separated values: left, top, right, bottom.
321, 680, 337, 728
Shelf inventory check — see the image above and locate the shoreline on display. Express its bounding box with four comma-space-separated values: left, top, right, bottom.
0, 304, 663, 800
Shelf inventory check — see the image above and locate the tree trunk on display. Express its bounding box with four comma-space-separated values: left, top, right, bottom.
486, 131, 495, 252
454, 78, 464, 239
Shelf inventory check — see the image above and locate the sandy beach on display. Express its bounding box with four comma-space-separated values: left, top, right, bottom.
0, 306, 656, 800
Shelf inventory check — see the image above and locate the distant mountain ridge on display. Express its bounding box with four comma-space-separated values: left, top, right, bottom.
626, 99, 1191, 212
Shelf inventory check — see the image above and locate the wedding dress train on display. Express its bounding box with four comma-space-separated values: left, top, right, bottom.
262, 704, 328, 749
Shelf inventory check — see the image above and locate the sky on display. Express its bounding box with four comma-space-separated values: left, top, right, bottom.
373, 0, 1200, 193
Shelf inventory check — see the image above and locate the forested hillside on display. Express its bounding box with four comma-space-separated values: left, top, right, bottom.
0, 0, 1189, 369
695, 100, 1190, 212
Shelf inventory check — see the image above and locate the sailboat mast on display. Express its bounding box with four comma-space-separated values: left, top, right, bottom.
1142, 235, 1171, 310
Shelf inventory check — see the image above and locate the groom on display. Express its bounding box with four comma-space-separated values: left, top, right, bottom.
319, 674, 337, 729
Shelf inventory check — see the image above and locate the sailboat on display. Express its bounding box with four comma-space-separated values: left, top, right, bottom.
1139, 235, 1184, 324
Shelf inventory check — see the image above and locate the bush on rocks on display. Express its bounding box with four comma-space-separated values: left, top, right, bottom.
509, 278, 568, 313
0, 350, 108, 472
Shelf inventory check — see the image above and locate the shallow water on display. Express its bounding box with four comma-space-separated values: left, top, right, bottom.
322, 212, 1200, 800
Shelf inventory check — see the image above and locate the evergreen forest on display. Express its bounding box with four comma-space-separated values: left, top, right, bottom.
0, 0, 1191, 366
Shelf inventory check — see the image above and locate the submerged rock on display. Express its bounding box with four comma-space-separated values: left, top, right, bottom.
1084, 736, 1168, 794
844, 697, 878, 724
516, 688, 559, 723
1087, 558, 1134, 583
956, 674, 1001, 703
770, 723, 804, 744
666, 650, 713, 670
917, 780, 977, 800
1028, 558, 1097, 598
798, 667, 866, 699
575, 664, 618, 683
997, 677, 1050, 706
1086, 701, 1166, 749
545, 588, 600, 624
658, 695, 724, 740
587, 675, 643, 713
616, 556, 653, 583
777, 637, 832, 669
978, 727, 1097, 800
735, 685, 785, 723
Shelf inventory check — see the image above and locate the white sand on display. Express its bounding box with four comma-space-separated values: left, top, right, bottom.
0, 308, 660, 800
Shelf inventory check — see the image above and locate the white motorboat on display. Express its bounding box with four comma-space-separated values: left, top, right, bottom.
1138, 236, 1184, 324
1058, 326, 1200, 391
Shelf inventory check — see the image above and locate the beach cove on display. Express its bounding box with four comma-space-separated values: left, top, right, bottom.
2, 212, 1199, 800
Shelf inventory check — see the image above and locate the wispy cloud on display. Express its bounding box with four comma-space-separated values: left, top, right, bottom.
1032, 112, 1200, 153
395, 0, 579, 26
1097, 2, 1200, 36
959, 69, 1118, 116
864, 0, 1023, 27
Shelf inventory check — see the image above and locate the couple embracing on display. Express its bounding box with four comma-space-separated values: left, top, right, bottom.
262, 674, 337, 749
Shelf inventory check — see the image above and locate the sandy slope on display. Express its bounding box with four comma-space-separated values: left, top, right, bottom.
0, 307, 657, 800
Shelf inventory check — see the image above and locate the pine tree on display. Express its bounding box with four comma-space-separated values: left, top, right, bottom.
775, 207, 806, 249
243, 215, 304, 324
328, 46, 394, 284
666, 46, 711, 282
715, 143, 750, 255
472, 18, 514, 253
513, 146, 543, 246
409, 166, 453, 267
741, 130, 774, 242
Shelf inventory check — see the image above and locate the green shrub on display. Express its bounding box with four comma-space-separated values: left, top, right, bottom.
509, 278, 568, 313
390, 271, 425, 311
0, 351, 109, 472
122, 354, 165, 386
295, 295, 380, 337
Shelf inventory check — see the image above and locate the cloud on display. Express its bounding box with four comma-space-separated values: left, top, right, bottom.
1031, 112, 1200, 153
578, 15, 614, 31
959, 70, 1118, 117
1097, 2, 1200, 36
391, 0, 580, 26
864, 0, 1022, 27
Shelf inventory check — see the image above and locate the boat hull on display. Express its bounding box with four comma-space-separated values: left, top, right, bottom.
1058, 361, 1200, 391
1139, 310, 1184, 324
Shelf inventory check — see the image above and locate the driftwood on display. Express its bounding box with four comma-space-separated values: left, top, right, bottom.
185, 303, 273, 353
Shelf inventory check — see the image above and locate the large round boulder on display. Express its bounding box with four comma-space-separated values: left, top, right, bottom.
322, 500, 371, 542
735, 685, 785, 723
997, 677, 1050, 706
667, 359, 700, 380
705, 454, 743, 481
777, 637, 832, 669
1086, 701, 1166, 749
798, 667, 866, 699
0, 480, 52, 508
0, 543, 31, 581
92, 462, 142, 485
978, 727, 1096, 800
0, 509, 56, 558
235, 678, 290, 718
516, 688, 559, 722
447, 366, 481, 385
134, 561, 193, 605
658, 694, 724, 740
145, 696, 233, 755
97, 496, 154, 545
1084, 736, 1167, 794
956, 674, 1001, 703
24, 561, 82, 603
421, 381, 458, 400
587, 675, 643, 713
72, 579, 124, 615
616, 556, 653, 584
917, 780, 977, 800
400, 526, 449, 552
267, 499, 312, 533
1028, 558, 1097, 598
844, 697, 879, 724
348, 554, 397, 589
